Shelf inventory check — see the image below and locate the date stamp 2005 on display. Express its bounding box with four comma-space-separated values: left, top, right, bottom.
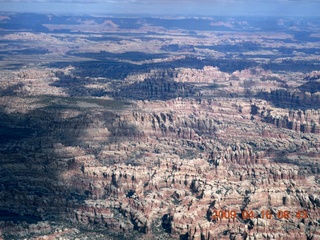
211, 209, 308, 221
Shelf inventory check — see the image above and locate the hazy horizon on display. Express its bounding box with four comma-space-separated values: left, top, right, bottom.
0, 0, 320, 17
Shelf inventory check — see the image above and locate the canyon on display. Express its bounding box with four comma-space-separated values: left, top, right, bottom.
0, 14, 319, 239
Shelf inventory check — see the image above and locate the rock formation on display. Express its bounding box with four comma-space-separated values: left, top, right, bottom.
1, 14, 320, 239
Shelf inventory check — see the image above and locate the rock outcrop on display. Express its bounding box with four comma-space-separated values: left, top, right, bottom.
0, 92, 319, 239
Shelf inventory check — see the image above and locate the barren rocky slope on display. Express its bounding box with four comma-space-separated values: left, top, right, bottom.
0, 66, 320, 240
1, 14, 320, 240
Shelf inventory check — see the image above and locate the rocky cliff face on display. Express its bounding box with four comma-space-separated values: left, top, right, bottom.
2, 13, 320, 239
114, 77, 196, 100
0, 87, 319, 239
257, 89, 320, 109
257, 108, 320, 134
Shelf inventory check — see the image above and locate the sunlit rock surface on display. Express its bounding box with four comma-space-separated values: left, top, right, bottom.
0, 13, 320, 239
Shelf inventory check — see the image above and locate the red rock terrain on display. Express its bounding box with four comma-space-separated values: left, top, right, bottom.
0, 15, 320, 239
0, 70, 319, 239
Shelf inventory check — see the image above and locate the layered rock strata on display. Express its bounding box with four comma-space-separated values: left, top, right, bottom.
0, 92, 319, 239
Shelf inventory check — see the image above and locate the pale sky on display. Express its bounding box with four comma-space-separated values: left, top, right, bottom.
0, 0, 319, 16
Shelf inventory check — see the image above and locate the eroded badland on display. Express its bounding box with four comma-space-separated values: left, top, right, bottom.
0, 14, 319, 239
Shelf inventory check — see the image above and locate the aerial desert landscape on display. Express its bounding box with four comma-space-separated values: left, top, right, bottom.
0, 11, 319, 240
